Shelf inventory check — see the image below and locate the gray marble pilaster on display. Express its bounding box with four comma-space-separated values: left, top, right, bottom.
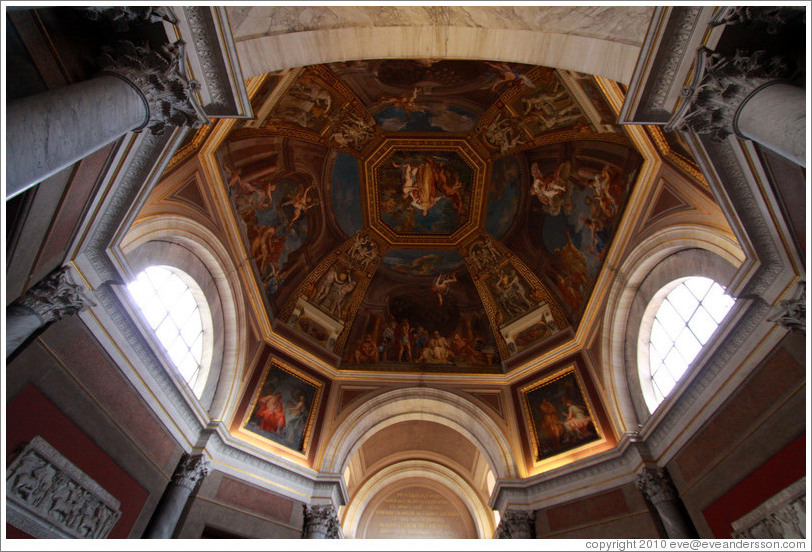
142, 454, 210, 539
636, 467, 695, 539
6, 266, 95, 357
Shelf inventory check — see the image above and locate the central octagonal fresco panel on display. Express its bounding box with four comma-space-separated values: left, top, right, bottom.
365, 139, 485, 247
379, 150, 472, 234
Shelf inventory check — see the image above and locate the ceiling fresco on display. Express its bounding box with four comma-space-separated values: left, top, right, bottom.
215, 59, 643, 374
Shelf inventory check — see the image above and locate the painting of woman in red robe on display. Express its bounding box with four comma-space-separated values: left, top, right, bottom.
256, 392, 286, 434
244, 362, 321, 453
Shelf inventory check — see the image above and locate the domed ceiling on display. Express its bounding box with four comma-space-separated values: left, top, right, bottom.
214, 59, 643, 374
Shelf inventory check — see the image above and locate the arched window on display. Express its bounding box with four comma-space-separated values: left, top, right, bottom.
127, 265, 213, 397
638, 276, 735, 412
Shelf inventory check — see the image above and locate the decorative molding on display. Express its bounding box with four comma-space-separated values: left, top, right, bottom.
170, 6, 252, 119
647, 6, 704, 113
494, 509, 535, 539
100, 40, 209, 135
732, 477, 806, 539
6, 436, 121, 539
12, 266, 95, 325
82, 131, 174, 284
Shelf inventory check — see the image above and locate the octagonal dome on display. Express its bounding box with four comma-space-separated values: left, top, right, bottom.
213, 59, 643, 374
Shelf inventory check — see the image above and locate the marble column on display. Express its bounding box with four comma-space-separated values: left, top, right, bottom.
494, 509, 535, 539
6, 266, 95, 357
142, 454, 210, 539
636, 467, 695, 539
6, 40, 207, 199
666, 48, 805, 167
302, 504, 340, 539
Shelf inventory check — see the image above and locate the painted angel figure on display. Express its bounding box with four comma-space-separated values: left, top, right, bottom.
431, 271, 458, 306
530, 161, 570, 215
281, 184, 317, 228
484, 61, 536, 91
381, 86, 429, 114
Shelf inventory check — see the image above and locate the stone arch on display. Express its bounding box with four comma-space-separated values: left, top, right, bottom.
321, 387, 518, 479
601, 224, 745, 431
233, 12, 649, 83
342, 459, 495, 539
121, 214, 247, 421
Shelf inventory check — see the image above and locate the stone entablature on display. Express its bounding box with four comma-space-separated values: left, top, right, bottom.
6, 436, 122, 539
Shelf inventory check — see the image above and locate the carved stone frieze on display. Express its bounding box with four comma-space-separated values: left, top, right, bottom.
494, 509, 535, 539
635, 467, 678, 505
6, 436, 121, 539
303, 504, 340, 538
12, 266, 95, 324
732, 478, 806, 538
183, 7, 232, 114
100, 40, 209, 135
666, 48, 790, 141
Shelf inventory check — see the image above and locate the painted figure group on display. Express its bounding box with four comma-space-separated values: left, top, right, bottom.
393, 156, 466, 217
353, 319, 493, 366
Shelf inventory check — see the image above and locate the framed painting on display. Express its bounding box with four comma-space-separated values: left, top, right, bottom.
241, 360, 322, 454
520, 365, 601, 461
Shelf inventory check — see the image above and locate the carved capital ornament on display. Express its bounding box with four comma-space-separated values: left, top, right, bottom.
666, 48, 790, 141
100, 40, 209, 135
635, 467, 678, 505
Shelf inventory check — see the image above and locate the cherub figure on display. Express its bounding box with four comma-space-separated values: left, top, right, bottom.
281, 184, 317, 228
381, 87, 429, 114
431, 271, 458, 306
530, 161, 570, 215
484, 61, 536, 91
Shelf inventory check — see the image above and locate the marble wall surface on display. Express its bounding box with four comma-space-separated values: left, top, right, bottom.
227, 6, 654, 83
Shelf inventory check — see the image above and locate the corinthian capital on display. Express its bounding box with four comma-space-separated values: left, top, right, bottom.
170, 454, 210, 490
13, 266, 94, 325
666, 48, 790, 141
494, 509, 535, 539
100, 40, 209, 135
636, 467, 678, 505
303, 504, 340, 538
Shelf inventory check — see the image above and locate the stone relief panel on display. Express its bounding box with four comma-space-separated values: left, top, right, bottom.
6, 436, 122, 539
